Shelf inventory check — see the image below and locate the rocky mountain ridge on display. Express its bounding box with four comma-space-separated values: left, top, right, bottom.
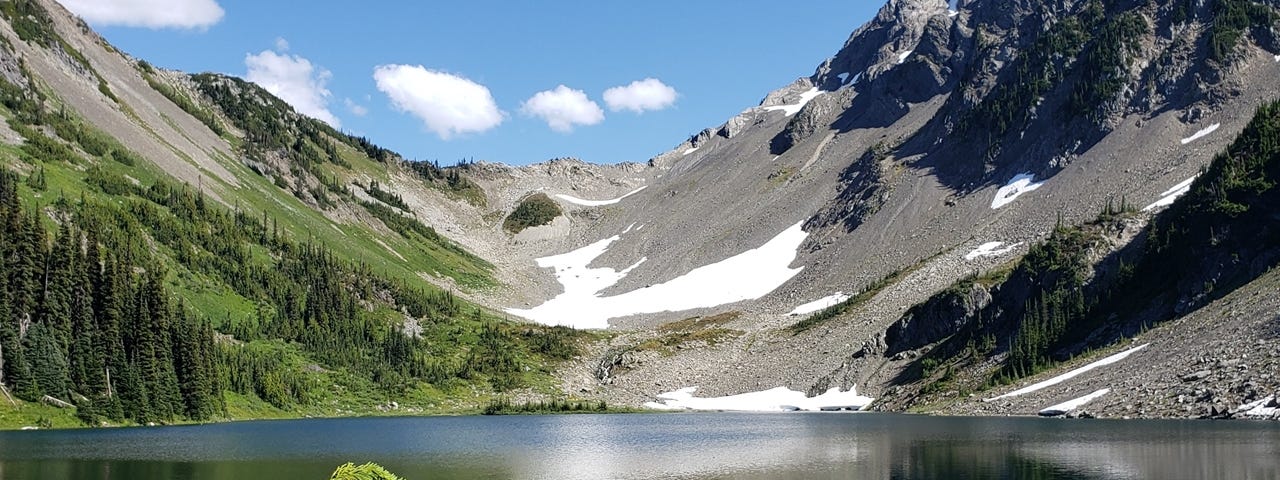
0, 0, 1278, 421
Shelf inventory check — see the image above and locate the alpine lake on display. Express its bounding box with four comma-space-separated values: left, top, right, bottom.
0, 412, 1277, 479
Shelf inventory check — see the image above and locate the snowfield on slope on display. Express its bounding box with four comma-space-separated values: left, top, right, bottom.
1143, 176, 1198, 211
764, 88, 822, 117
1039, 388, 1110, 416
507, 222, 809, 328
991, 173, 1045, 209
1180, 123, 1220, 145
645, 386, 873, 412
964, 242, 1022, 261
555, 186, 647, 207
787, 293, 851, 316
987, 344, 1149, 401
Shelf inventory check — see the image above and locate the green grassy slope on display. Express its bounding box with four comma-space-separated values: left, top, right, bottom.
0, 1, 586, 429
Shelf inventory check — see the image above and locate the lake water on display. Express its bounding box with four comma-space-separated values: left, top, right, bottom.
0, 413, 1277, 479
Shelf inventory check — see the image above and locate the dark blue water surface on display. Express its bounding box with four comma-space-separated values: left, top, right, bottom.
0, 413, 1277, 479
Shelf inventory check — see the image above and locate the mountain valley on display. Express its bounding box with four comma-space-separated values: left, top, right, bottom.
2, 0, 1280, 427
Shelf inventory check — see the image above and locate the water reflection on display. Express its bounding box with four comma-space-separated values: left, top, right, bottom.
0, 413, 1276, 479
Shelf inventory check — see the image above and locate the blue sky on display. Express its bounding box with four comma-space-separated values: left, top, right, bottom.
61, 0, 881, 166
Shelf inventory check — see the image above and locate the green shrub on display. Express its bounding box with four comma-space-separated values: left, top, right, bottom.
330, 462, 403, 480
503, 193, 561, 233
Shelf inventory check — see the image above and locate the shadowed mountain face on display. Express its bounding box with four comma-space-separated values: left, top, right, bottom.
1, 0, 1279, 419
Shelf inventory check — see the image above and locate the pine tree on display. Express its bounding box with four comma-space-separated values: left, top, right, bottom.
136, 268, 181, 421
118, 355, 149, 423
38, 222, 76, 353
24, 321, 68, 400
173, 306, 217, 420
68, 233, 106, 405
91, 249, 126, 420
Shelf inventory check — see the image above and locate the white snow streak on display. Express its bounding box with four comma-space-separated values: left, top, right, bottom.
683, 147, 699, 155
964, 242, 1023, 261
645, 386, 873, 412
1238, 396, 1278, 417
764, 88, 822, 117
506, 221, 809, 329
991, 173, 1045, 209
555, 186, 647, 207
1039, 388, 1110, 416
1143, 176, 1198, 211
987, 344, 1149, 401
787, 293, 851, 316
897, 50, 914, 64
1180, 123, 1220, 145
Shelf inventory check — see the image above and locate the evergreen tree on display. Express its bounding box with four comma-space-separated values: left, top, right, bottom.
90, 248, 126, 420
24, 321, 68, 399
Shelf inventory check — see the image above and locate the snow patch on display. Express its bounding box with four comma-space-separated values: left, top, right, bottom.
897, 50, 913, 64
763, 88, 822, 117
787, 293, 851, 316
1275, 54, 1280, 62
507, 221, 809, 329
683, 147, 699, 155
555, 186, 647, 207
1237, 396, 1278, 418
622, 223, 636, 234
986, 344, 1149, 401
1142, 176, 1198, 212
1180, 123, 1220, 145
645, 386, 873, 412
991, 173, 1046, 209
964, 242, 1023, 261
1039, 388, 1110, 416
837, 72, 849, 84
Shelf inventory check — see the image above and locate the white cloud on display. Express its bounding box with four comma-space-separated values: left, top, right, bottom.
344, 98, 368, 117
373, 65, 505, 139
59, 0, 224, 30
274, 37, 290, 52
245, 49, 341, 128
521, 85, 604, 133
603, 78, 678, 113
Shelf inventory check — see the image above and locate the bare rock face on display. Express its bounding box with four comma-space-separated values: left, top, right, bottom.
717, 111, 754, 139
804, 142, 893, 232
818, 0, 951, 87
770, 88, 854, 155
885, 282, 991, 355
0, 41, 27, 89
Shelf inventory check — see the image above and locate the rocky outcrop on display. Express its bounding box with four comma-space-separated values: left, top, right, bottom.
816, 0, 952, 88
770, 88, 853, 154
885, 282, 991, 355
804, 142, 893, 232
